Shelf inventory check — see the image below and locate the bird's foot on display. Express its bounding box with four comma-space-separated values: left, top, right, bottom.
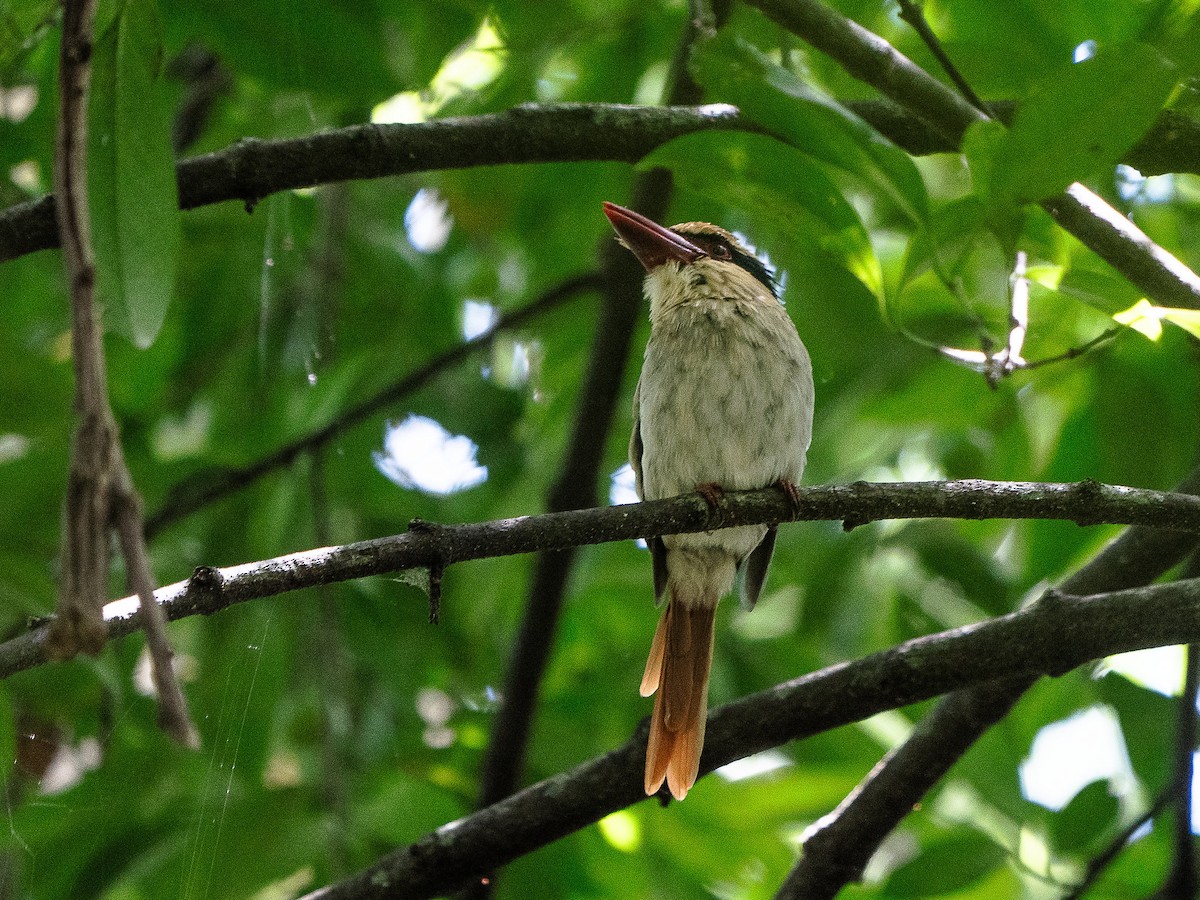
776, 479, 802, 518
696, 482, 726, 527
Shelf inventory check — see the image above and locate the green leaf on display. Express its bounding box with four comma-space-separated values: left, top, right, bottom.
961, 120, 1007, 199
961, 119, 1024, 251
1158, 4, 1200, 76
1056, 267, 1144, 316
88, 0, 180, 348
1051, 779, 1120, 854
640, 131, 883, 301
1097, 673, 1175, 791
882, 832, 1008, 897
692, 31, 928, 224
989, 44, 1179, 206
899, 195, 986, 290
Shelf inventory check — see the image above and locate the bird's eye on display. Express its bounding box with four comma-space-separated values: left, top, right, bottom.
712, 243, 732, 260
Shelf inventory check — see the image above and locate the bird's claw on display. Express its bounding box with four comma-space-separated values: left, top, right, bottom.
776, 479, 802, 518
696, 482, 726, 527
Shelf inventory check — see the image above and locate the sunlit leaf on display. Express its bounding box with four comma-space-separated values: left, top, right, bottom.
1113, 298, 1165, 340
1159, 306, 1200, 338
1111, 298, 1200, 340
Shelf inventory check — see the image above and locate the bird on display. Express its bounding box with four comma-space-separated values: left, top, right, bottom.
602, 201, 814, 801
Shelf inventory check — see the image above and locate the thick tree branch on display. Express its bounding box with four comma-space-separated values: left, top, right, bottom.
298, 576, 1200, 900
745, 0, 1200, 310
6, 479, 1200, 681
778, 464, 1200, 897
145, 271, 601, 536
848, 101, 1200, 177
5, 100, 1200, 265
0, 104, 751, 263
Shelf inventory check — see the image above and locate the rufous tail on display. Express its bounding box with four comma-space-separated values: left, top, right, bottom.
640, 599, 716, 800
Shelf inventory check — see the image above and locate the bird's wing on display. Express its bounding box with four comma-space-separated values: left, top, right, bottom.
631, 379, 669, 605
629, 378, 645, 497
739, 526, 777, 611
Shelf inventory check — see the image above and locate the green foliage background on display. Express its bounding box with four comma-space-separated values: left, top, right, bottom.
2, 0, 1200, 896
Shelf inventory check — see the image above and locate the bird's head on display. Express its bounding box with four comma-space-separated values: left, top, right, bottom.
602, 201, 779, 306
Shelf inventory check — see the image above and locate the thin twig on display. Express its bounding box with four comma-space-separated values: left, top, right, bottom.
894, 0, 990, 115
145, 271, 602, 536
112, 486, 199, 747
1022, 328, 1120, 370
932, 250, 1036, 384
1004, 251, 1029, 366
1062, 784, 1177, 900
166, 44, 232, 154
50, 0, 197, 746
777, 675, 1030, 899
984, 250, 1029, 386
1063, 623, 1199, 899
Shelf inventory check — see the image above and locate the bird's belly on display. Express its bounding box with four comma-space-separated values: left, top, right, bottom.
637, 313, 811, 503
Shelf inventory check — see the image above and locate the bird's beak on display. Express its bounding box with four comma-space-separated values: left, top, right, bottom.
602, 201, 706, 271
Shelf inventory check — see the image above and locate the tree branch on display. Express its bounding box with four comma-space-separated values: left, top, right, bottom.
51, 0, 197, 746
894, 0, 989, 115
745, 0, 1200, 310
776, 464, 1200, 896
298, 575, 1200, 900
5, 100, 1200, 265
6, 479, 1200, 681
0, 104, 752, 263
848, 101, 1200, 177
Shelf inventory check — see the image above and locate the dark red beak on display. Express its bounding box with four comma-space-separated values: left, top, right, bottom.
602, 201, 706, 272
